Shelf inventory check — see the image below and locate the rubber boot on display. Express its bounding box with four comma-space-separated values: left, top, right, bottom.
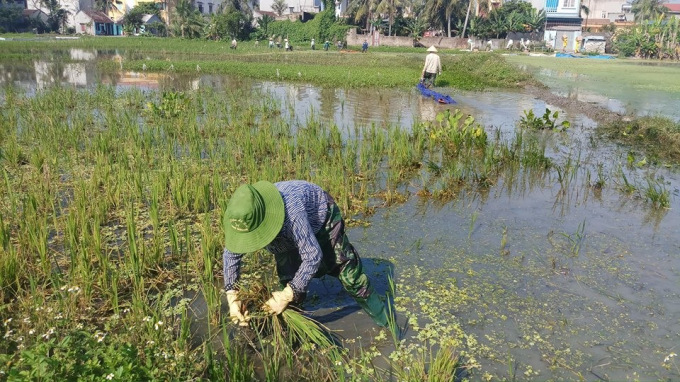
355, 289, 389, 327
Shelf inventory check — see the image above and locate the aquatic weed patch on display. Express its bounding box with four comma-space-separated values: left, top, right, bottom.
600, 116, 680, 163
362, 204, 679, 380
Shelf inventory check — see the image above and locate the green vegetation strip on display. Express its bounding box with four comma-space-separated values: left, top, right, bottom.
600, 116, 680, 162
505, 55, 680, 93
0, 38, 534, 90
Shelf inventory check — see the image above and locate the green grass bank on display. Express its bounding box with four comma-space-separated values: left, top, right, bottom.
0, 36, 534, 90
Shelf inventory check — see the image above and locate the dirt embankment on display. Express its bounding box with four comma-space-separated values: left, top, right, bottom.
525, 85, 631, 125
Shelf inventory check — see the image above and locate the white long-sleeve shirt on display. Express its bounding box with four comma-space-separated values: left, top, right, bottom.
422, 53, 441, 74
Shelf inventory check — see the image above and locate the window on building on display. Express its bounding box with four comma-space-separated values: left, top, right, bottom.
197, 1, 203, 13
80, 23, 86, 32
208, 3, 213, 13
601, 11, 606, 18
562, 0, 574, 7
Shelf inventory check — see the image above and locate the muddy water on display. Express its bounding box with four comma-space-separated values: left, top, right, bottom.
1, 50, 679, 380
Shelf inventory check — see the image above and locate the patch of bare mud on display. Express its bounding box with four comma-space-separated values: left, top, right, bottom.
525, 84, 631, 125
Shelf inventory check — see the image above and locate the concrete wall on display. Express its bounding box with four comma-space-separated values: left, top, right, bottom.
346, 28, 470, 49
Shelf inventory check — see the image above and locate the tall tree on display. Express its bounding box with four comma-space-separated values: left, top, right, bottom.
424, 0, 459, 37
271, 0, 288, 16
631, 0, 667, 22
41, 0, 69, 33
376, 0, 402, 35
171, 0, 204, 38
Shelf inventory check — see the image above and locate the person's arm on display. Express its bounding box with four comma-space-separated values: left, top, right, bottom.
223, 248, 243, 291
287, 216, 323, 298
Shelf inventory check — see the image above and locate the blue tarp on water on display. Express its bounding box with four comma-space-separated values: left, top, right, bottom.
555, 52, 615, 59
416, 82, 456, 104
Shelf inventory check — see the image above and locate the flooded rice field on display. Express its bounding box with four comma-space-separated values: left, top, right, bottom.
1, 49, 679, 381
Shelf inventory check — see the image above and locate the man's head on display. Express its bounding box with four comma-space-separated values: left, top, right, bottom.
223, 181, 284, 253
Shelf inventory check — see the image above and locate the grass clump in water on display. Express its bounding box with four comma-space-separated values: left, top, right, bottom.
601, 116, 680, 163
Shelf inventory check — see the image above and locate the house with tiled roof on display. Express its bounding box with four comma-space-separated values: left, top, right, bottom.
666, 3, 680, 18
22, 9, 49, 23
74, 10, 122, 35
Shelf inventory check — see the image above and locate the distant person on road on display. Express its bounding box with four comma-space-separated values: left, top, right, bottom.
324, 40, 330, 51
284, 38, 291, 51
420, 45, 442, 89
311, 38, 316, 50
222, 180, 390, 328
269, 36, 274, 48
562, 34, 568, 52
362, 39, 368, 53
231, 38, 237, 49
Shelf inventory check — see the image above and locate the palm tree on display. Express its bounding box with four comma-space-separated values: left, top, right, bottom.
376, 0, 402, 36
41, 0, 70, 33
488, 9, 505, 38
580, 3, 590, 30
347, 0, 379, 31
461, 0, 473, 37
526, 8, 546, 32
424, 0, 459, 37
94, 0, 119, 17
271, 0, 288, 16
631, 0, 668, 22
172, 0, 204, 38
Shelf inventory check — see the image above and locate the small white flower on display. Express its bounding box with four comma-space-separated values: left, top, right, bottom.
142, 316, 152, 322
94, 331, 106, 343
154, 321, 163, 330
76, 323, 84, 330
54, 313, 63, 320
146, 340, 155, 346
23, 317, 31, 324
105, 373, 114, 380
664, 353, 677, 363
29, 329, 35, 335
4, 330, 13, 339
335, 361, 342, 366
123, 308, 130, 314
60, 285, 68, 291
3, 318, 11, 327
67, 286, 80, 293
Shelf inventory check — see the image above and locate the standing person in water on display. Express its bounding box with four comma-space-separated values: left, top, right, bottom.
222, 180, 390, 328
420, 45, 442, 89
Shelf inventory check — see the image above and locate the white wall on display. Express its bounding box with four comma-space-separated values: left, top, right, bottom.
30, 0, 96, 30
258, 0, 321, 14
582, 0, 629, 19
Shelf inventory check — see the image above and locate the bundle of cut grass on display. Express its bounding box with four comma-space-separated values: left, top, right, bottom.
236, 280, 345, 376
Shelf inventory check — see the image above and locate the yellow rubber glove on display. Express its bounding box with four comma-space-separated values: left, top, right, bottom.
226, 289, 249, 326
264, 285, 295, 315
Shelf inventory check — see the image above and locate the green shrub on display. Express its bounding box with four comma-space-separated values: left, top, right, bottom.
267, 10, 351, 43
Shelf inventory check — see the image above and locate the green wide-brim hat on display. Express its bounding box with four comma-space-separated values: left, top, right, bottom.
223, 181, 285, 254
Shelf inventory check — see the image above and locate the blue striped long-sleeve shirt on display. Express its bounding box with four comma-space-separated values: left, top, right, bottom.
223, 180, 329, 296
